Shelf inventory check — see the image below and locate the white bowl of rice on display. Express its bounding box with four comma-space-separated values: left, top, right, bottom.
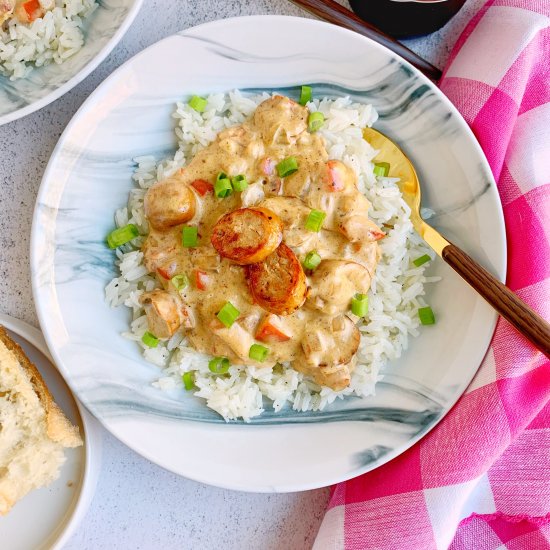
30, 16, 507, 492
0, 0, 143, 125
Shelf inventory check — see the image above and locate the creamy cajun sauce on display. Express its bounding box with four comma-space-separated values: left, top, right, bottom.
141, 96, 383, 390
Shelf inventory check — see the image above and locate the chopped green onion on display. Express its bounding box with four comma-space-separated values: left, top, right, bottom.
182, 226, 198, 248
216, 302, 240, 328
106, 224, 139, 249
276, 156, 299, 178
373, 162, 390, 177
208, 357, 230, 374
303, 251, 322, 271
249, 343, 269, 362
214, 172, 233, 198
351, 293, 369, 317
305, 209, 326, 232
141, 331, 159, 348
171, 274, 189, 291
299, 85, 312, 106
216, 171, 228, 181
188, 95, 207, 112
308, 111, 325, 133
418, 306, 436, 325
231, 174, 248, 192
413, 254, 431, 267
182, 371, 195, 391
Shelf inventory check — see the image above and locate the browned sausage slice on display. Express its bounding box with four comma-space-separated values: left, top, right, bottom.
144, 176, 196, 231
246, 243, 307, 316
211, 207, 283, 265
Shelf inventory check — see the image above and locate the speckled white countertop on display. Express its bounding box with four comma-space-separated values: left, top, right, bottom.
0, 0, 485, 548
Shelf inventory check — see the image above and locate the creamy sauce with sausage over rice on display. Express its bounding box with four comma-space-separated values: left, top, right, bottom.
106, 91, 439, 421
140, 96, 383, 391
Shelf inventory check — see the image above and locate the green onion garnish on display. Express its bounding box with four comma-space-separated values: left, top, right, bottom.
208, 357, 230, 374
231, 174, 248, 192
182, 226, 198, 248
418, 306, 436, 325
276, 156, 299, 178
216, 301, 240, 328
308, 111, 325, 133
188, 95, 207, 112
305, 209, 326, 232
373, 162, 390, 177
351, 293, 369, 317
182, 371, 195, 391
106, 224, 139, 249
249, 343, 269, 362
171, 274, 189, 291
299, 85, 312, 106
141, 331, 159, 348
303, 251, 322, 271
214, 172, 233, 198
413, 254, 431, 267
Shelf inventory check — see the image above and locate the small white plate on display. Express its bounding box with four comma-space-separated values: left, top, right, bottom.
0, 313, 101, 550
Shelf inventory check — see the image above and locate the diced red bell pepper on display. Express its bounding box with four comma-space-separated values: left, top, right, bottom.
157, 268, 170, 280
367, 228, 386, 241
255, 315, 291, 343
157, 261, 178, 280
194, 270, 209, 290
191, 179, 214, 197
22, 0, 41, 20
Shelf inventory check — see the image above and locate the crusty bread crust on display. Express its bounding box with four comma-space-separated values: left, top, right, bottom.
0, 326, 82, 448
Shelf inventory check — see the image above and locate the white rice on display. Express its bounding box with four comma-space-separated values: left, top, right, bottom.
105, 91, 440, 421
0, 0, 97, 80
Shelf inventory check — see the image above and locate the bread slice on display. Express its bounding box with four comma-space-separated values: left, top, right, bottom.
0, 326, 82, 515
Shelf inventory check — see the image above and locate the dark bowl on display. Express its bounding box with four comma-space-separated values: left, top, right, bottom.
349, 0, 467, 38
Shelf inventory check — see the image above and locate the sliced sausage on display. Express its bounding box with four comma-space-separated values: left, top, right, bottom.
140, 290, 194, 339
307, 260, 372, 315
246, 243, 307, 316
211, 207, 283, 265
144, 176, 196, 231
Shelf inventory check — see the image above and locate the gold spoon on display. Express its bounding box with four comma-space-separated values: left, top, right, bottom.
363, 127, 550, 358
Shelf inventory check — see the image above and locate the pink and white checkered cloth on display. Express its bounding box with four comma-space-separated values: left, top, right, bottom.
314, 1, 550, 548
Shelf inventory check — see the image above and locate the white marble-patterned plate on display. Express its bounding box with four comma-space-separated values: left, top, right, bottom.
0, 314, 102, 549
30, 16, 506, 492
0, 0, 143, 126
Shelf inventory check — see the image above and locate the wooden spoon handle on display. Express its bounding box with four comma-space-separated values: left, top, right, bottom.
287, 0, 442, 81
442, 243, 550, 358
